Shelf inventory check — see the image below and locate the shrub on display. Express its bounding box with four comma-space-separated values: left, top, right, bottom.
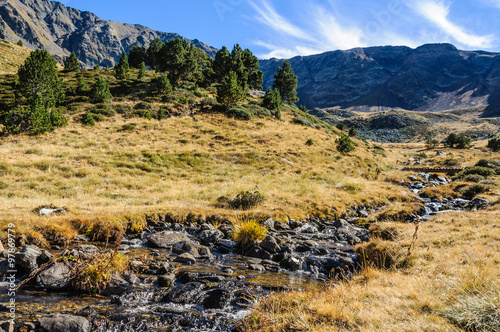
486, 137, 500, 152
81, 111, 95, 126
226, 106, 253, 120
444, 133, 471, 149
134, 102, 153, 110
349, 127, 357, 137
458, 184, 491, 200
425, 138, 440, 149
72, 252, 128, 294
454, 167, 494, 179
157, 106, 167, 120
462, 174, 485, 183
336, 133, 356, 154
217, 190, 265, 210
336, 122, 345, 131
306, 139, 314, 146
292, 117, 313, 127
90, 77, 112, 103
232, 220, 267, 250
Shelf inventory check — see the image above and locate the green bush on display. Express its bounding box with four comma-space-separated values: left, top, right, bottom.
336, 133, 356, 154
217, 190, 265, 210
458, 184, 491, 199
454, 167, 495, 180
462, 174, 485, 183
134, 102, 153, 110
292, 117, 313, 127
306, 139, 314, 146
82, 111, 95, 126
226, 106, 253, 120
486, 138, 500, 152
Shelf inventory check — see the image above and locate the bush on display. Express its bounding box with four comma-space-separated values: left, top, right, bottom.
292, 117, 313, 127
349, 127, 357, 137
134, 102, 154, 110
444, 133, 471, 149
306, 139, 314, 146
462, 174, 485, 183
336, 122, 345, 131
232, 220, 267, 250
458, 184, 491, 199
217, 190, 265, 210
454, 167, 495, 180
486, 138, 500, 152
81, 111, 95, 126
336, 133, 356, 154
226, 106, 253, 120
425, 138, 440, 149
90, 77, 112, 103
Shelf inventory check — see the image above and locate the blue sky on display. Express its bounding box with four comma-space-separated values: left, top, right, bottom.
56, 0, 500, 58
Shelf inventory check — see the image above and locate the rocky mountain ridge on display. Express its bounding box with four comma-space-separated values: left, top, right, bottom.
260, 44, 500, 117
0, 0, 217, 67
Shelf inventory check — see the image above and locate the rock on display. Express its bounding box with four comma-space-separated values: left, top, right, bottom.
467, 197, 489, 210
280, 253, 303, 271
38, 250, 54, 264
157, 262, 170, 275
38, 207, 65, 216
0, 321, 13, 332
197, 229, 224, 245
38, 314, 90, 332
218, 225, 233, 238
71, 245, 100, 260
147, 231, 191, 248
296, 223, 319, 234
287, 219, 304, 229
215, 240, 235, 254
36, 263, 71, 290
174, 253, 196, 265
163, 282, 205, 304
260, 235, 280, 254
0, 241, 4, 256
248, 264, 265, 272
418, 206, 432, 216
262, 218, 275, 230
244, 245, 272, 260
24, 322, 36, 330
14, 245, 41, 271
157, 273, 175, 287
122, 272, 139, 285
101, 275, 130, 296
172, 241, 212, 259
274, 221, 290, 231
436, 151, 446, 156
201, 288, 231, 309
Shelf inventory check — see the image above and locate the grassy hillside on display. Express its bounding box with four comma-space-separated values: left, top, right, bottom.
0, 39, 30, 74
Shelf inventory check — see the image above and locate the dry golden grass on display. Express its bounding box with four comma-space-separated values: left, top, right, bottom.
0, 110, 406, 243
242, 206, 500, 332
0, 39, 31, 74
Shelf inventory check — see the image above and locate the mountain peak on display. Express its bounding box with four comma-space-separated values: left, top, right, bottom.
0, 0, 216, 67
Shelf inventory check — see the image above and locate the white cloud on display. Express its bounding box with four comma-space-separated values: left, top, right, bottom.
411, 1, 494, 48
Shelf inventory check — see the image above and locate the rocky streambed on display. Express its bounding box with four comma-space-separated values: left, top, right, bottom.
0, 212, 372, 332
0, 172, 487, 332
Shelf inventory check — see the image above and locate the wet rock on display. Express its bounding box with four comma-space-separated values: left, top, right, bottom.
147, 231, 191, 248
157, 262, 170, 275
158, 273, 176, 287
122, 272, 140, 285
248, 264, 265, 272
38, 314, 90, 332
174, 253, 196, 265
279, 253, 303, 271
74, 234, 90, 242
467, 197, 489, 210
197, 229, 224, 245
163, 282, 205, 304
418, 206, 432, 216
287, 219, 304, 229
260, 235, 280, 254
71, 245, 100, 260
15, 245, 41, 271
172, 241, 212, 260
218, 225, 233, 238
201, 288, 231, 309
244, 245, 272, 260
101, 275, 130, 296
38, 250, 54, 265
215, 240, 235, 254
36, 262, 71, 290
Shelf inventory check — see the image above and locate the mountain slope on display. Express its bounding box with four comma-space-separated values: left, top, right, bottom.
260, 44, 500, 116
0, 0, 217, 67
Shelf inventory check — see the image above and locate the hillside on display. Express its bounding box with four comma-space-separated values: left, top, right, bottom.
260, 44, 500, 117
0, 38, 29, 74
0, 0, 217, 67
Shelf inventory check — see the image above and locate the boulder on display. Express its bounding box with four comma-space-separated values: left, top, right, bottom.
14, 245, 41, 271
71, 245, 100, 260
197, 229, 224, 245
244, 245, 272, 260
38, 314, 90, 332
201, 288, 231, 309
157, 273, 176, 288
296, 223, 319, 234
174, 253, 196, 265
172, 241, 212, 259
248, 264, 265, 272
260, 235, 280, 254
262, 218, 275, 230
163, 282, 205, 304
279, 253, 303, 271
147, 231, 191, 248
36, 263, 71, 290
467, 197, 489, 210
101, 275, 130, 296
274, 221, 291, 231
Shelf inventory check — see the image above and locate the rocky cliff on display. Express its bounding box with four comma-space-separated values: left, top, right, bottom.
0, 0, 217, 67
260, 44, 500, 117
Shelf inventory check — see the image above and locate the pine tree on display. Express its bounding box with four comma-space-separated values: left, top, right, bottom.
138, 62, 146, 80
159, 39, 199, 84
213, 46, 231, 82
147, 38, 164, 70
76, 77, 87, 94
82, 111, 95, 126
128, 46, 147, 68
157, 74, 172, 95
64, 52, 80, 72
217, 71, 245, 108
242, 48, 263, 90
336, 134, 356, 154
273, 60, 299, 104
90, 77, 112, 103
16, 40, 23, 47
114, 52, 130, 79
348, 127, 357, 137
262, 87, 282, 118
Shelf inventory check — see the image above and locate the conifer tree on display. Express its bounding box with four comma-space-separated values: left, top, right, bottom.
138, 62, 146, 80
262, 87, 282, 118
147, 38, 164, 70
17, 40, 23, 47
64, 51, 80, 72
273, 60, 299, 104
157, 74, 172, 95
90, 77, 112, 103
213, 46, 231, 82
128, 46, 147, 68
217, 71, 245, 108
114, 51, 130, 79
242, 48, 263, 90
76, 76, 87, 94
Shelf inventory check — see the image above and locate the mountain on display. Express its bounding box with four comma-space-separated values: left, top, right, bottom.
260, 44, 500, 117
0, 0, 217, 67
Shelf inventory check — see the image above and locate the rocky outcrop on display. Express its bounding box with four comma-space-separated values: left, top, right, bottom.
0, 0, 216, 67
260, 44, 500, 116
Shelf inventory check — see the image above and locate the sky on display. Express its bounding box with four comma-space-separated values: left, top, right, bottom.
56, 0, 500, 59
